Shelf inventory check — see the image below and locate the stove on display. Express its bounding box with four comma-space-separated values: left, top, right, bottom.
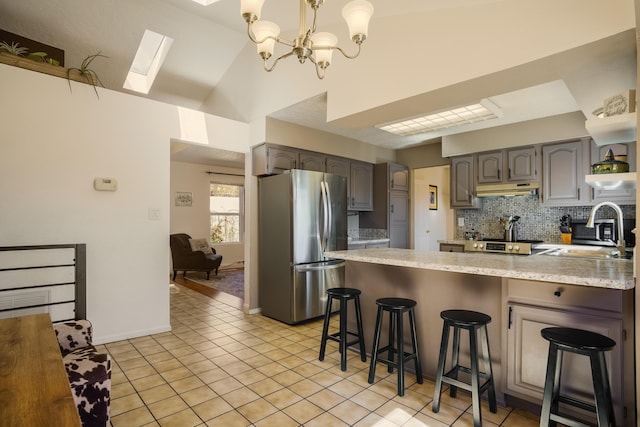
464, 239, 543, 255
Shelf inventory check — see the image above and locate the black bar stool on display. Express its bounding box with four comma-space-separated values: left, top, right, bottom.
318, 287, 366, 371
367, 297, 423, 396
540, 327, 616, 427
432, 309, 496, 427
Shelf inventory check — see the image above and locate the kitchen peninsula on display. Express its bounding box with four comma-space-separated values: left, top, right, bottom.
324, 248, 636, 425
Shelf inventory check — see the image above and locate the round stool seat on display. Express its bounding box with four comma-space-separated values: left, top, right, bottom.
376, 297, 416, 310
327, 287, 362, 298
541, 327, 616, 352
441, 309, 491, 326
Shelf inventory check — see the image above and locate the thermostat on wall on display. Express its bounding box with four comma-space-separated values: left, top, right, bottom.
94, 177, 118, 191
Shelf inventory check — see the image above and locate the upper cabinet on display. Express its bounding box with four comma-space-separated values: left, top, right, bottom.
389, 163, 410, 191
477, 151, 503, 184
253, 144, 299, 175
450, 155, 479, 208
477, 146, 538, 184
507, 146, 538, 182
252, 143, 374, 211
349, 161, 374, 211
541, 139, 590, 206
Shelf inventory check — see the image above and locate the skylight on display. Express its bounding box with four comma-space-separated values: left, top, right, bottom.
377, 100, 503, 136
123, 30, 173, 94
191, 0, 221, 5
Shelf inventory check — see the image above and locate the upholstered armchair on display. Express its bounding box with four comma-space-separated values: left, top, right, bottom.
54, 320, 111, 427
170, 233, 223, 280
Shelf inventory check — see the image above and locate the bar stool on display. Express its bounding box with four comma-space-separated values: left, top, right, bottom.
367, 297, 423, 396
432, 309, 496, 427
318, 287, 366, 371
540, 327, 616, 427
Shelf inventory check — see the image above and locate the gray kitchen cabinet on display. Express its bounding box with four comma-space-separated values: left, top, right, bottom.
360, 163, 410, 248
450, 155, 479, 208
439, 243, 464, 252
477, 151, 503, 183
252, 143, 299, 175
299, 151, 325, 172
507, 146, 538, 181
326, 156, 350, 177
389, 191, 409, 248
504, 279, 633, 426
541, 139, 591, 206
590, 142, 636, 204
349, 161, 373, 211
389, 163, 410, 191
477, 146, 538, 184
253, 146, 374, 211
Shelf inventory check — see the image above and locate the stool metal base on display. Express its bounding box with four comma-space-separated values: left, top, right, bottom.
319, 288, 366, 371
367, 298, 423, 397
432, 310, 496, 427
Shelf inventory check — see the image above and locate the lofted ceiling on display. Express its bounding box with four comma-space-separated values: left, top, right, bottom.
0, 0, 636, 166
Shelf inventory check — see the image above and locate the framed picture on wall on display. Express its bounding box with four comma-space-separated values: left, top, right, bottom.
175, 191, 192, 207
428, 185, 438, 210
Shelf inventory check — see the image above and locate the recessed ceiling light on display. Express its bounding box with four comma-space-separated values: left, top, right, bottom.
123, 30, 173, 94
377, 99, 503, 136
191, 0, 221, 4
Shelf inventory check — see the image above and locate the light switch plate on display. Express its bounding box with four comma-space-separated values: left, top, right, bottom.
457, 217, 465, 227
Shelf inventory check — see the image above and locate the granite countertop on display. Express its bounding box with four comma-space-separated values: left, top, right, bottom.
324, 248, 635, 290
348, 238, 390, 245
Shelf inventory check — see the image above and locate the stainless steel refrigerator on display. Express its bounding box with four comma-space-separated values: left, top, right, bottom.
258, 169, 347, 324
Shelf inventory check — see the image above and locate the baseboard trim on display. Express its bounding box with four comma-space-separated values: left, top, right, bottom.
94, 324, 172, 345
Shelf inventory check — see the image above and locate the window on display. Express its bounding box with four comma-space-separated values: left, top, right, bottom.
210, 183, 243, 243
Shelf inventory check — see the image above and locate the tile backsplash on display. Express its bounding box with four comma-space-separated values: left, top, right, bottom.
455, 195, 636, 243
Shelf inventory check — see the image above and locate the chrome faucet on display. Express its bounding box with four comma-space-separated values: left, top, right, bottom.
586, 201, 625, 257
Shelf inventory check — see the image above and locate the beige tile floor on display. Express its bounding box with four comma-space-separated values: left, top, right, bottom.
103, 283, 541, 426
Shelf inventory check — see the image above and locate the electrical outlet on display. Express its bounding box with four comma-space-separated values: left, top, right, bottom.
457, 217, 465, 227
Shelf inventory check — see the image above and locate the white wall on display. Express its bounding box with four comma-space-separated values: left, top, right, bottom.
413, 166, 454, 251
170, 161, 244, 267
0, 64, 251, 343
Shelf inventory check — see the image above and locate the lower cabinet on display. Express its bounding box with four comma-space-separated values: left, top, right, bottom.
504, 279, 634, 425
439, 243, 464, 252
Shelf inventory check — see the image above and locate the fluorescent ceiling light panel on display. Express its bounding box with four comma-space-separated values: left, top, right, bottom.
377, 99, 503, 136
123, 30, 173, 94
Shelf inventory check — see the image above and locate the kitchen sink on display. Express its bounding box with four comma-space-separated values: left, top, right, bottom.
533, 244, 632, 260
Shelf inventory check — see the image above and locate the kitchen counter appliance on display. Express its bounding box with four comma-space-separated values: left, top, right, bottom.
258, 170, 347, 324
572, 218, 635, 247
464, 239, 543, 255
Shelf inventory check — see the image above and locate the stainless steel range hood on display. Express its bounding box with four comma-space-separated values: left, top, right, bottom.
475, 182, 539, 197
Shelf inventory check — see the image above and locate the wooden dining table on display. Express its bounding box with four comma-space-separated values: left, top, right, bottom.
0, 313, 81, 427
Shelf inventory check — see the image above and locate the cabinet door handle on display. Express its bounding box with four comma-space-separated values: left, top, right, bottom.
554, 290, 562, 297
577, 188, 580, 200
498, 169, 501, 180
508, 306, 512, 329
391, 204, 394, 213
508, 168, 511, 180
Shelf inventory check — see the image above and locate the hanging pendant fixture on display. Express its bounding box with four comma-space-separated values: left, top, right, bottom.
240, 0, 374, 79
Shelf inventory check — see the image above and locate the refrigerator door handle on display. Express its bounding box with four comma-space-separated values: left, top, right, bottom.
294, 261, 345, 272
324, 180, 333, 246
320, 181, 329, 253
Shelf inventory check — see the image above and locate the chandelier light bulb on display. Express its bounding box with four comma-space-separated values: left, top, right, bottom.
252, 21, 280, 59
342, 0, 374, 42
241, 0, 265, 23
311, 32, 337, 68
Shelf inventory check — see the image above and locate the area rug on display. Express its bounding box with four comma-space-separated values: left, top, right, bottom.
185, 268, 244, 299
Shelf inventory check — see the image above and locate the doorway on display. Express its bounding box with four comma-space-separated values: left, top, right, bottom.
412, 165, 455, 251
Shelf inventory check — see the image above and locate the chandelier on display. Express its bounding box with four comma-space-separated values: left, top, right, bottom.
240, 0, 374, 79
